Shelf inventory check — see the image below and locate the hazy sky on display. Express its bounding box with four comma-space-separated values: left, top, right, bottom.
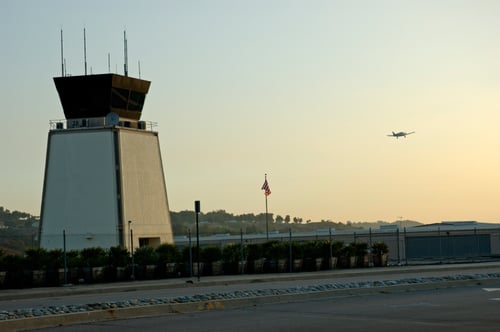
1, 0, 500, 224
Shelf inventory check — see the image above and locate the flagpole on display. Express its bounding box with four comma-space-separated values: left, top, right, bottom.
265, 174, 269, 240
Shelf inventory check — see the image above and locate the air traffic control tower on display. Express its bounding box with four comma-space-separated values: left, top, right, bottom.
39, 73, 174, 250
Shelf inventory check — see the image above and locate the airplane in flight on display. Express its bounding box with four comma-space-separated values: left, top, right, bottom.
387, 131, 415, 138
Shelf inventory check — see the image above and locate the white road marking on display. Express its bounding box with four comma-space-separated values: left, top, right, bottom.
482, 288, 500, 301
385, 302, 439, 308
483, 288, 500, 292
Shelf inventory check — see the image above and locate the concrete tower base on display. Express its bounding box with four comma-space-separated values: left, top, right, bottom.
39, 125, 173, 250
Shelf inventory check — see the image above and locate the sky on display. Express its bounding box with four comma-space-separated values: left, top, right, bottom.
1, 0, 500, 224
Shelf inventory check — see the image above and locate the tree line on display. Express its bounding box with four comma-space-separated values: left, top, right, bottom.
170, 209, 362, 236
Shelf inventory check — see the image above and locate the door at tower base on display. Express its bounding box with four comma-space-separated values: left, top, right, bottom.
39, 127, 173, 250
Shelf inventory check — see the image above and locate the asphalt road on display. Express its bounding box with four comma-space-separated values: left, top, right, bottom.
30, 284, 500, 332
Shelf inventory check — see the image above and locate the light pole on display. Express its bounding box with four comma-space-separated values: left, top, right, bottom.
188, 228, 192, 278
195, 200, 200, 282
128, 220, 135, 280
63, 229, 67, 285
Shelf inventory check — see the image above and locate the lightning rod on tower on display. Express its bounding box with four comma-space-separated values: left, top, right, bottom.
123, 30, 128, 77
84, 28, 87, 75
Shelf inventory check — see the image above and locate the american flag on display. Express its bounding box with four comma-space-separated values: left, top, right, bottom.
261, 179, 271, 196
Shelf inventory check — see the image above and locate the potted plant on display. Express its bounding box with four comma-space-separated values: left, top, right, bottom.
201, 245, 223, 276
156, 243, 181, 277
353, 242, 369, 267
80, 247, 107, 283
326, 240, 343, 269
371, 242, 389, 267
302, 241, 322, 271
133, 246, 159, 279
181, 245, 200, 278
44, 249, 64, 286
64, 250, 83, 284
222, 243, 246, 275
0, 250, 6, 288
263, 241, 288, 273
246, 243, 264, 273
106, 246, 130, 281
2, 253, 27, 288
24, 247, 50, 287
339, 243, 357, 268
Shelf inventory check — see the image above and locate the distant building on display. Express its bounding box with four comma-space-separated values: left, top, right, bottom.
174, 221, 500, 264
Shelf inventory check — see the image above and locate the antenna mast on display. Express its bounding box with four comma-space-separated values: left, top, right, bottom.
108, 53, 111, 73
138, 60, 141, 78
60, 29, 64, 76
84, 28, 88, 75
123, 30, 128, 77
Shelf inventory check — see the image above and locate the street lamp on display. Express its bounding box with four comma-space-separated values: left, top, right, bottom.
128, 220, 135, 280
195, 200, 200, 281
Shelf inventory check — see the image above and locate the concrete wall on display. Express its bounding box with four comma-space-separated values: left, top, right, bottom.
119, 129, 173, 248
40, 127, 174, 250
40, 129, 119, 250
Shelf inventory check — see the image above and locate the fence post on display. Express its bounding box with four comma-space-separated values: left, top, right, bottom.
289, 228, 293, 273
396, 228, 400, 265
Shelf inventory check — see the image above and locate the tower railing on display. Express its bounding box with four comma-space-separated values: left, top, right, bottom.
49, 118, 158, 131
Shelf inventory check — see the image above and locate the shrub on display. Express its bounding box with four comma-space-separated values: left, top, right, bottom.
181, 245, 198, 262
47, 249, 64, 270
371, 242, 389, 255
341, 243, 356, 257
246, 243, 263, 261
133, 246, 159, 266
24, 248, 50, 270
156, 243, 181, 264
353, 242, 369, 256
66, 250, 82, 268
222, 243, 244, 263
330, 241, 344, 257
263, 241, 288, 260
201, 245, 222, 263
107, 246, 129, 267
80, 247, 107, 267
301, 241, 322, 258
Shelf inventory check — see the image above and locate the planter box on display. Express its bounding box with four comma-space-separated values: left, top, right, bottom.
277, 259, 288, 272
58, 268, 79, 284
314, 258, 323, 271
358, 255, 370, 267
211, 261, 223, 276
264, 259, 278, 273
92, 267, 105, 282
32, 270, 46, 286
252, 258, 265, 274
145, 265, 156, 279
293, 259, 303, 272
328, 257, 338, 269
373, 254, 389, 267
116, 267, 127, 281
0, 271, 6, 286
166, 263, 178, 277
349, 256, 357, 268
238, 260, 247, 274
192, 262, 204, 276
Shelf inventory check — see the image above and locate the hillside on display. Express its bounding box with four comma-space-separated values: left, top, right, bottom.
0, 206, 422, 253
